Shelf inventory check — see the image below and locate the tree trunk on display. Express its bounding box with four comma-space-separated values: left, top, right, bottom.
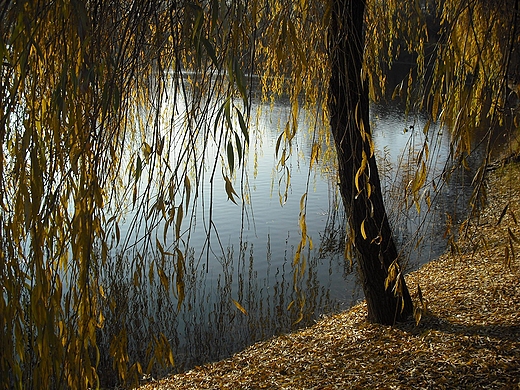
327, 0, 413, 324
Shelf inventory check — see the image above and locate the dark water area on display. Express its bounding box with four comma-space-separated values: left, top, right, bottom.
95, 93, 486, 386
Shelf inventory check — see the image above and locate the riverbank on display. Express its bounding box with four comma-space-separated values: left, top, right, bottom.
140, 163, 520, 389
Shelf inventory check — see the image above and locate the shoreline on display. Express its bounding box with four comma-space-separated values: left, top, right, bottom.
140, 163, 520, 389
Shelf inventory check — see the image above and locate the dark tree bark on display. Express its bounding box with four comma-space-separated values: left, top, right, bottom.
328, 0, 413, 324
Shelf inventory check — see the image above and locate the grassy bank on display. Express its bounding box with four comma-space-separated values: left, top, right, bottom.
140, 163, 520, 389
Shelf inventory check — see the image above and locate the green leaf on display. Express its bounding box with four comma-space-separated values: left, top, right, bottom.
235, 108, 249, 145
135, 155, 142, 183
142, 142, 152, 161
184, 175, 191, 213
175, 204, 183, 240
214, 101, 225, 138
201, 37, 218, 68
234, 132, 242, 166
275, 132, 284, 157
227, 140, 234, 174
234, 57, 248, 110
210, 0, 219, 31
224, 98, 232, 130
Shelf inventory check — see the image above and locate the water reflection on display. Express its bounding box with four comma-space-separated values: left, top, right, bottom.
95, 96, 359, 386
95, 95, 476, 386
97, 220, 355, 386
371, 101, 475, 270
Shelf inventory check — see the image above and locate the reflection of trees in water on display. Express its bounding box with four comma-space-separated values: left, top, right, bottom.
372, 114, 477, 272
95, 201, 353, 386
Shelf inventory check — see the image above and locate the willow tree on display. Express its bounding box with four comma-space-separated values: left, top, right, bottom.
326, 0, 415, 324
1, 0, 519, 388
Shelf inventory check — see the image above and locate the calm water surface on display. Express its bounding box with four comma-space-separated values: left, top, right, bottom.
97, 96, 474, 384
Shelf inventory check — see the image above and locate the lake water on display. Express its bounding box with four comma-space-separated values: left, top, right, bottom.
96, 93, 476, 385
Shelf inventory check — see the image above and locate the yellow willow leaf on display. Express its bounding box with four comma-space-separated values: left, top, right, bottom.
99, 285, 106, 299
504, 245, 510, 269
224, 175, 239, 204
283, 118, 291, 140
279, 148, 287, 168
423, 119, 431, 135
354, 101, 360, 127
156, 238, 164, 255
149, 263, 155, 286
293, 309, 304, 325
360, 219, 367, 240
452, 107, 463, 138
412, 160, 426, 194
158, 268, 169, 291
359, 119, 366, 142
132, 270, 140, 287
367, 133, 375, 158
392, 80, 402, 100
414, 199, 421, 214
299, 192, 307, 211
291, 102, 299, 135
97, 311, 105, 328
293, 241, 303, 266
299, 215, 307, 239
432, 91, 440, 120
135, 361, 143, 376
414, 306, 423, 326
385, 261, 398, 290
355, 150, 368, 193
232, 299, 248, 316
177, 280, 185, 312
366, 181, 372, 198
176, 248, 185, 311
310, 143, 320, 168
292, 295, 306, 325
